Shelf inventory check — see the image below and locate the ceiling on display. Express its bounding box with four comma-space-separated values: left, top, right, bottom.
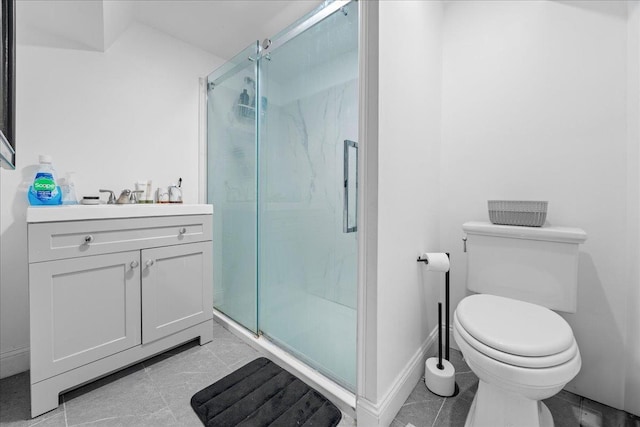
132, 1, 323, 59
16, 0, 323, 59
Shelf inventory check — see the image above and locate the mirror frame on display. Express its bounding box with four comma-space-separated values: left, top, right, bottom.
1, 0, 16, 169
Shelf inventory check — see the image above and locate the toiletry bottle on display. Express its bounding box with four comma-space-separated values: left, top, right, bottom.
60, 172, 78, 205
239, 89, 249, 106
136, 181, 151, 203
28, 155, 62, 205
157, 187, 169, 203
239, 89, 250, 118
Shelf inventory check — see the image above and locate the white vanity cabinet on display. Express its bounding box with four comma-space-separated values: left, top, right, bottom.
29, 251, 142, 383
27, 205, 214, 417
141, 242, 212, 343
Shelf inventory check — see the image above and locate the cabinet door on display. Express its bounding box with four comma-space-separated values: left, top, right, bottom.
141, 242, 213, 344
29, 251, 141, 382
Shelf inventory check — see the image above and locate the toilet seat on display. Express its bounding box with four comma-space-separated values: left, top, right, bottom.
455, 294, 577, 368
455, 311, 578, 368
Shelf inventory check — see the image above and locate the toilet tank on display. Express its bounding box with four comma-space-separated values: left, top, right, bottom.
463, 221, 587, 313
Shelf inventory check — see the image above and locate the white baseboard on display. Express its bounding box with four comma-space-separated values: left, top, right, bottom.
356, 326, 440, 427
0, 347, 29, 379
355, 395, 380, 426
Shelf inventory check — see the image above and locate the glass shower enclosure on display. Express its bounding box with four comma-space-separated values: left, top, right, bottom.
207, 1, 358, 390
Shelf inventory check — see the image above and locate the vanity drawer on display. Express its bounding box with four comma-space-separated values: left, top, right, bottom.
28, 215, 212, 262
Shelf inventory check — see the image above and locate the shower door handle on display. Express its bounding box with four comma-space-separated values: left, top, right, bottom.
343, 140, 358, 233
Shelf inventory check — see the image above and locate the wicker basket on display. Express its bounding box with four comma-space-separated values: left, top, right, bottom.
488, 200, 548, 227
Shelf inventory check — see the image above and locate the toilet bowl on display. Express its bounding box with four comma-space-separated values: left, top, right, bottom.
453, 294, 581, 427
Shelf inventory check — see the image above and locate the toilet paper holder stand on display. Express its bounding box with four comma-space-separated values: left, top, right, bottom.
417, 253, 451, 361
418, 252, 457, 397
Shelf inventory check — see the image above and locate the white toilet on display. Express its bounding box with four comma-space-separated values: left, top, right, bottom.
454, 221, 587, 427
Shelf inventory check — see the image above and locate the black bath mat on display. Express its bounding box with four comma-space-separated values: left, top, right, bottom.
190, 357, 342, 427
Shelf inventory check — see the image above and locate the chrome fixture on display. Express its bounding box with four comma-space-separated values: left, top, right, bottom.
116, 189, 132, 204
267, 0, 350, 53
99, 189, 116, 204
129, 190, 144, 204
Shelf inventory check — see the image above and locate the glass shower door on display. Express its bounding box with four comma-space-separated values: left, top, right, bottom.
208, 42, 260, 333
257, 1, 359, 390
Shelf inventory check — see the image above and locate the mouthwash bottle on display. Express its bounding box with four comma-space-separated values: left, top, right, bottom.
28, 155, 62, 205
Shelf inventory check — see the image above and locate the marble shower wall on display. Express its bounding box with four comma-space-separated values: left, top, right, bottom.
259, 74, 358, 312
257, 53, 358, 387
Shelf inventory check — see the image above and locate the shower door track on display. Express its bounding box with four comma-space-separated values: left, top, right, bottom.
266, 1, 352, 53
258, 329, 356, 393
206, 0, 353, 90
212, 308, 356, 417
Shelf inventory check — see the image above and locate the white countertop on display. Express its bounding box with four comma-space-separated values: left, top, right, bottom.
27, 204, 213, 223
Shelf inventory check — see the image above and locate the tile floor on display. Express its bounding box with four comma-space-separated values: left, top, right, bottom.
0, 322, 637, 427
0, 322, 355, 427
390, 350, 640, 427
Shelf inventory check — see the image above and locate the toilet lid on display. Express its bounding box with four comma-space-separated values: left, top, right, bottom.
454, 311, 579, 368
455, 294, 574, 357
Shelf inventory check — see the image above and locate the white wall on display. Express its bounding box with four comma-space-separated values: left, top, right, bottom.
377, 0, 444, 397
441, 0, 633, 410
0, 21, 222, 378
357, 1, 444, 425
624, 0, 640, 417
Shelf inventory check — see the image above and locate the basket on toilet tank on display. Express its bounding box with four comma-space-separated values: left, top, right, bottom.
488, 200, 548, 227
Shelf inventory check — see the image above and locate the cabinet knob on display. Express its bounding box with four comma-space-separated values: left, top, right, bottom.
84, 235, 94, 244
130, 260, 139, 269
178, 227, 187, 235
146, 259, 155, 268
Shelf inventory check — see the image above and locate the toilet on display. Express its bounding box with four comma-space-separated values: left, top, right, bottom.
455, 221, 587, 427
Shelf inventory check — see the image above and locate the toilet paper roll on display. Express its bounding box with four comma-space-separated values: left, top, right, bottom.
425, 357, 456, 397
420, 253, 450, 272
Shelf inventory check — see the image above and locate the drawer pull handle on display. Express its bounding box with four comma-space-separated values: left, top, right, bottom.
178, 227, 187, 235
84, 235, 94, 244
130, 260, 139, 269
146, 259, 155, 268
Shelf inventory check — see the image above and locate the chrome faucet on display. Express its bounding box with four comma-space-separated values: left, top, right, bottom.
129, 190, 144, 204
116, 189, 132, 204
100, 189, 144, 204
99, 189, 116, 204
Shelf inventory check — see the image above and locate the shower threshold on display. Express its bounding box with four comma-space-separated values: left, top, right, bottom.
212, 308, 357, 417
